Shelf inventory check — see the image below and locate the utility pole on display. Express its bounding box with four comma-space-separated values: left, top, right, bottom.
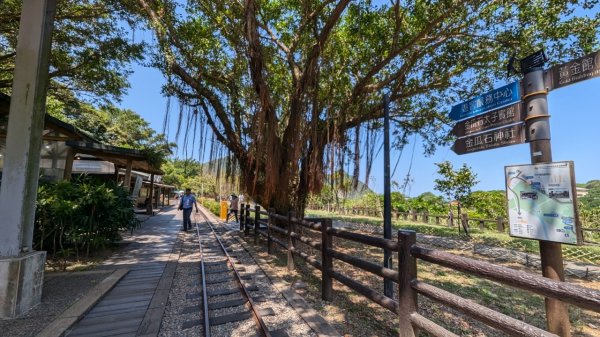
521, 52, 571, 336
383, 94, 393, 298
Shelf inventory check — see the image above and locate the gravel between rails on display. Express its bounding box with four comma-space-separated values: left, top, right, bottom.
222, 236, 317, 337
158, 211, 317, 337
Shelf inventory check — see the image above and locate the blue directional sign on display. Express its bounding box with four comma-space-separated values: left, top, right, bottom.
449, 81, 520, 121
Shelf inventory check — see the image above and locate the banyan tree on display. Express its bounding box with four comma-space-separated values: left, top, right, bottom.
131, 0, 599, 214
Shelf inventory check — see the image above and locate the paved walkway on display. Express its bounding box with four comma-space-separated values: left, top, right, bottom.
66, 206, 183, 337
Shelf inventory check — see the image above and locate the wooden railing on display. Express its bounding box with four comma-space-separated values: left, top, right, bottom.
307, 204, 506, 231
240, 203, 600, 336
308, 205, 600, 243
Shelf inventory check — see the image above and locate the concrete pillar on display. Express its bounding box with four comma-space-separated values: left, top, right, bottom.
146, 173, 154, 215
123, 159, 133, 192
0, 0, 56, 318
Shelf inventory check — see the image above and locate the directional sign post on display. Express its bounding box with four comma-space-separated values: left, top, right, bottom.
447, 49, 600, 335
451, 123, 525, 155
449, 81, 520, 121
550, 50, 600, 89
451, 103, 522, 138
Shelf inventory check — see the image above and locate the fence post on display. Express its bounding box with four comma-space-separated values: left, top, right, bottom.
244, 204, 251, 236
240, 203, 245, 231
411, 210, 417, 222
479, 220, 485, 230
403, 212, 408, 221
423, 211, 429, 224
447, 212, 454, 227
254, 205, 260, 244
267, 208, 274, 254
496, 217, 505, 232
321, 219, 333, 301
461, 213, 469, 231
287, 211, 295, 271
435, 215, 440, 225
398, 230, 418, 337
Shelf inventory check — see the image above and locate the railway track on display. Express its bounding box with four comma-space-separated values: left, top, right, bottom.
158, 207, 316, 337
191, 208, 275, 337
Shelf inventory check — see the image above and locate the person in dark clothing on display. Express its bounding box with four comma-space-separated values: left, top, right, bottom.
226, 194, 239, 223
178, 188, 198, 231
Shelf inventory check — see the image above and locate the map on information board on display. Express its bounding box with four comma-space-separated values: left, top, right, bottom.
504, 161, 581, 245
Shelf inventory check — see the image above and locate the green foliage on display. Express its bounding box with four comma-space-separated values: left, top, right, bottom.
580, 180, 600, 209
161, 159, 217, 196
199, 198, 220, 217
133, 0, 600, 211
349, 191, 381, 210
408, 192, 446, 214
434, 161, 479, 205
0, 0, 144, 103
34, 177, 139, 261
463, 190, 507, 219
577, 180, 600, 243
391, 192, 409, 212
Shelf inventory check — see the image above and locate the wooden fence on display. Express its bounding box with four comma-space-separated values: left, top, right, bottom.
240, 203, 600, 336
308, 204, 506, 231
308, 205, 600, 243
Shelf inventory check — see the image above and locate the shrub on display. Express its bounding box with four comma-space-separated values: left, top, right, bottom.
34, 177, 139, 259
200, 197, 221, 217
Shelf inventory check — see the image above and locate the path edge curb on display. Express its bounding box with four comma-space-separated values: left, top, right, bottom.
35, 268, 129, 337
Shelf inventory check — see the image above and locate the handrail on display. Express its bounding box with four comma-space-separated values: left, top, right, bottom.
411, 280, 557, 336
410, 245, 600, 312
236, 207, 600, 337
327, 248, 398, 281
327, 227, 398, 251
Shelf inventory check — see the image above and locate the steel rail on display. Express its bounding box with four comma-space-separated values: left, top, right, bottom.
195, 208, 272, 337
193, 213, 211, 337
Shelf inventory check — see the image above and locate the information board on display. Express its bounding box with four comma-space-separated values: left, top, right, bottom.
504, 161, 581, 245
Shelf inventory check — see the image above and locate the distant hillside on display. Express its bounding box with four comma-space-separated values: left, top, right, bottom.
345, 179, 374, 199
321, 174, 374, 200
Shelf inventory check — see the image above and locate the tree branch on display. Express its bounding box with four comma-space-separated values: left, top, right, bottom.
351, 3, 459, 100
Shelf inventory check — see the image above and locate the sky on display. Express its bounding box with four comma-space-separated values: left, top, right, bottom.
117, 26, 600, 199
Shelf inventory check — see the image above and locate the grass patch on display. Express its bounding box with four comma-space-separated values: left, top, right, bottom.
307, 209, 600, 264
240, 216, 600, 336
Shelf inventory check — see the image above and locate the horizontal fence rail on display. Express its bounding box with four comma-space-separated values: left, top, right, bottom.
238, 203, 600, 336
307, 204, 600, 244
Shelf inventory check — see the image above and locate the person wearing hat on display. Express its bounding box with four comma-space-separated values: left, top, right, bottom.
226, 194, 239, 223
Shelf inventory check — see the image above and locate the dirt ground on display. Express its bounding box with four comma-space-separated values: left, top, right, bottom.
238, 226, 600, 337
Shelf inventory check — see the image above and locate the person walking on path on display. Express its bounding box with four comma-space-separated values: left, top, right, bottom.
226, 194, 239, 223
178, 188, 198, 231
